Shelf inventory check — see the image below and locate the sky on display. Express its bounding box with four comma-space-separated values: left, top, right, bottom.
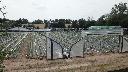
0, 0, 128, 21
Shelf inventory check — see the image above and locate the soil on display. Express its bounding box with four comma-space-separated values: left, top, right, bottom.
3, 52, 128, 72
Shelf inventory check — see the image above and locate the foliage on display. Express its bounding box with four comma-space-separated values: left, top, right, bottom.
51, 19, 66, 28
98, 2, 128, 28
0, 45, 6, 72
32, 19, 43, 24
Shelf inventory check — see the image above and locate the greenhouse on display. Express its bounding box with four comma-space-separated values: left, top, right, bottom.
0, 26, 128, 60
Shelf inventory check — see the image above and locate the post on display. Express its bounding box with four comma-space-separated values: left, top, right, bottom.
121, 36, 123, 52
51, 39, 53, 60
119, 35, 123, 53
83, 36, 85, 58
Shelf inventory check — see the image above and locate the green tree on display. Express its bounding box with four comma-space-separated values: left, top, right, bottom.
58, 19, 65, 28
97, 14, 109, 26
0, 0, 7, 30
22, 18, 29, 24
15, 19, 22, 27
71, 20, 79, 28
101, 2, 128, 27
65, 19, 71, 24
0, 2, 8, 71
32, 19, 43, 24
51, 19, 65, 28
78, 18, 84, 28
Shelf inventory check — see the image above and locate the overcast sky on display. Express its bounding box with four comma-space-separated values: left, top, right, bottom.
0, 0, 128, 21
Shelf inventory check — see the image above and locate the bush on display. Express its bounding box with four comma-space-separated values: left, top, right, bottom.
0, 45, 7, 72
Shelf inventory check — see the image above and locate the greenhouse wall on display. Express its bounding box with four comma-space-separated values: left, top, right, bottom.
0, 28, 127, 60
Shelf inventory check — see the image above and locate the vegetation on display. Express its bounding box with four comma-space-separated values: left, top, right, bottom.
97, 2, 128, 27
32, 19, 43, 24
0, 45, 6, 72
0, 1, 7, 71
0, 2, 127, 29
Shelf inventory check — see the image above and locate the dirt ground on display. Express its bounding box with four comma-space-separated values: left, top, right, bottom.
3, 53, 128, 72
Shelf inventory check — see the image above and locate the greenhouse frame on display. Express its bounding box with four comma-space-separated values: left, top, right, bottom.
0, 26, 128, 60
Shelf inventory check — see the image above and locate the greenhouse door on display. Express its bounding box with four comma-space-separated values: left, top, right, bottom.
70, 40, 84, 58
122, 37, 128, 52
47, 38, 63, 60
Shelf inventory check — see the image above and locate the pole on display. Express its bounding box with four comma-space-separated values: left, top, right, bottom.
51, 39, 53, 60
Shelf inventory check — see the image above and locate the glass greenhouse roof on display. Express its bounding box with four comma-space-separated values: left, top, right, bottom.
88, 26, 121, 30
81, 26, 123, 35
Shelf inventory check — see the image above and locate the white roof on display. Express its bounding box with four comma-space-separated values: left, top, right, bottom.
9, 27, 30, 31
82, 29, 123, 35
34, 29, 51, 32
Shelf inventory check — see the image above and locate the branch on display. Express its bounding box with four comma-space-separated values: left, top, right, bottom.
0, 1, 6, 18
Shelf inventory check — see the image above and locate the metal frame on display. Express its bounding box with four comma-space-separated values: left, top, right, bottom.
0, 28, 125, 60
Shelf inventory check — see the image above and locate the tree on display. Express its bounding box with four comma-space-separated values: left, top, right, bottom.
58, 19, 65, 28
71, 20, 79, 28
21, 18, 29, 24
78, 18, 86, 28
0, 2, 8, 69
111, 3, 128, 27
51, 19, 65, 28
32, 19, 43, 24
0, 1, 7, 30
65, 19, 71, 24
101, 2, 128, 27
0, 0, 9, 67
97, 14, 109, 26
15, 19, 22, 27
110, 3, 127, 15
